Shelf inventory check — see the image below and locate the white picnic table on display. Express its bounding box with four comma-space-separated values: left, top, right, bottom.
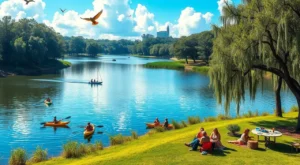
251, 128, 282, 145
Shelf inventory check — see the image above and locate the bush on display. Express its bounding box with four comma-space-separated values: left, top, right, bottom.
172, 120, 183, 129
147, 130, 157, 136
95, 141, 104, 150
227, 124, 241, 135
110, 134, 132, 146
9, 148, 27, 165
188, 116, 201, 125
255, 110, 259, 117
243, 110, 257, 118
261, 112, 270, 116
29, 146, 47, 163
217, 114, 231, 121
290, 106, 299, 112
131, 131, 139, 139
181, 120, 187, 127
204, 117, 217, 122
62, 141, 81, 158
154, 127, 166, 132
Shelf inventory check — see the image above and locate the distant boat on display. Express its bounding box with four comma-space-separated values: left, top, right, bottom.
112, 59, 116, 61
89, 69, 103, 85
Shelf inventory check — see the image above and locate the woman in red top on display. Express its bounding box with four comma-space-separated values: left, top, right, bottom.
184, 127, 204, 151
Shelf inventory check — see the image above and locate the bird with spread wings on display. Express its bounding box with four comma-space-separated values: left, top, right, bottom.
24, 0, 35, 5
80, 10, 103, 25
60, 8, 67, 13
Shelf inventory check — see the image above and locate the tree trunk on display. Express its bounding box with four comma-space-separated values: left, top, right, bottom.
296, 99, 300, 132
192, 56, 196, 63
185, 56, 188, 64
275, 77, 283, 117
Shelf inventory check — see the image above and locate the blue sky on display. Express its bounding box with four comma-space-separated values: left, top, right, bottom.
0, 0, 241, 40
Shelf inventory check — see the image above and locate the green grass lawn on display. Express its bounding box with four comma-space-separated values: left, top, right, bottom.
192, 66, 210, 74
36, 112, 300, 165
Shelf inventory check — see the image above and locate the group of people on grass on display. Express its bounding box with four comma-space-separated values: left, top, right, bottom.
185, 127, 251, 152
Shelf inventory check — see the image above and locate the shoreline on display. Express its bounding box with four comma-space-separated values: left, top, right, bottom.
0, 59, 71, 78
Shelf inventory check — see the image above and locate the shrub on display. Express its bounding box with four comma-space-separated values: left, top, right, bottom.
243, 110, 257, 118
29, 146, 47, 163
94, 141, 104, 150
147, 130, 157, 136
131, 131, 139, 139
227, 124, 241, 135
62, 141, 81, 158
290, 106, 299, 112
181, 120, 187, 127
110, 134, 132, 146
261, 112, 270, 116
154, 127, 166, 132
255, 110, 259, 117
172, 120, 182, 129
9, 148, 27, 165
204, 117, 217, 122
217, 114, 231, 121
188, 116, 201, 125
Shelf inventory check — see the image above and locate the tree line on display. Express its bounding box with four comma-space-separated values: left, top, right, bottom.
0, 16, 65, 67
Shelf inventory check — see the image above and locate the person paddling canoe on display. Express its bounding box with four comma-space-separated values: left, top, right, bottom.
154, 117, 160, 126
85, 122, 93, 131
53, 116, 58, 124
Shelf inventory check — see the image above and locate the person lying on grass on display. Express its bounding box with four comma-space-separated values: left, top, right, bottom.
184, 127, 204, 150
228, 129, 251, 145
210, 128, 225, 150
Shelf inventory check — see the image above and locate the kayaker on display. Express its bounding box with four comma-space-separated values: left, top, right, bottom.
154, 117, 160, 126
163, 118, 169, 129
85, 122, 93, 131
46, 98, 51, 102
53, 116, 58, 124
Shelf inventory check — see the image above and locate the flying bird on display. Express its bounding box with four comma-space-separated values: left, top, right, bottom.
24, 0, 35, 5
60, 8, 67, 13
80, 10, 103, 25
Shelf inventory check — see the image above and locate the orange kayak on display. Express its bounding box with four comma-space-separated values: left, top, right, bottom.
44, 121, 70, 127
146, 123, 173, 129
84, 124, 95, 136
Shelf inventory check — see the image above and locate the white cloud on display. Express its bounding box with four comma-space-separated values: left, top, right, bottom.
202, 12, 213, 24
133, 4, 155, 34
0, 0, 46, 21
217, 0, 232, 15
118, 14, 125, 22
175, 7, 202, 37
99, 33, 139, 40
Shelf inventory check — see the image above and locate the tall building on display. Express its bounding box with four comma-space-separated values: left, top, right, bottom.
157, 26, 170, 38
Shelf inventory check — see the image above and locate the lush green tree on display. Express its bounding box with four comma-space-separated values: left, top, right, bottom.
87, 42, 100, 56
70, 36, 86, 55
0, 16, 15, 63
210, 0, 300, 131
174, 36, 198, 63
196, 31, 214, 63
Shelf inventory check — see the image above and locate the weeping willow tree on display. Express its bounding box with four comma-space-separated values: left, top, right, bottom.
210, 0, 300, 131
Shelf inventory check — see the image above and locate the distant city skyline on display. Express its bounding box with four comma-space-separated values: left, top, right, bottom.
0, 0, 241, 40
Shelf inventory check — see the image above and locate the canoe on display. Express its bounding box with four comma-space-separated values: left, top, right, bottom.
146, 123, 173, 129
44, 100, 52, 105
44, 121, 70, 127
88, 82, 102, 85
84, 124, 95, 136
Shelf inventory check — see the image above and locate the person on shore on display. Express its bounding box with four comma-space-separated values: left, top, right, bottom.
154, 117, 160, 126
163, 118, 169, 129
184, 127, 204, 149
210, 128, 224, 150
228, 129, 251, 145
85, 122, 93, 131
190, 131, 210, 151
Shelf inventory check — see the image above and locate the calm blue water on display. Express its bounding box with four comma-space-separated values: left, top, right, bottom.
0, 55, 296, 164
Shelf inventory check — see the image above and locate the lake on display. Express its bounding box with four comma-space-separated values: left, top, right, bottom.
0, 55, 296, 164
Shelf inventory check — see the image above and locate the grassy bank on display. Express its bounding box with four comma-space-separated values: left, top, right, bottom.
144, 61, 210, 74
131, 54, 157, 58
0, 59, 71, 76
36, 112, 300, 165
144, 61, 185, 70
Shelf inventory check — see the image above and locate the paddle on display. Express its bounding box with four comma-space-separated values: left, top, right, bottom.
79, 125, 104, 128
40, 116, 71, 125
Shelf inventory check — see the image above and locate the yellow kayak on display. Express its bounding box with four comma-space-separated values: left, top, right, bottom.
44, 121, 70, 127
84, 124, 95, 136
146, 123, 173, 129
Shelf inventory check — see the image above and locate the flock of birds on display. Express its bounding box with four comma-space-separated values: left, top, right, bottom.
24, 0, 131, 26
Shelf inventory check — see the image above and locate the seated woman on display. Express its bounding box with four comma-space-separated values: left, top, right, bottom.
228, 129, 250, 145
154, 117, 160, 126
210, 128, 224, 150
184, 127, 204, 148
